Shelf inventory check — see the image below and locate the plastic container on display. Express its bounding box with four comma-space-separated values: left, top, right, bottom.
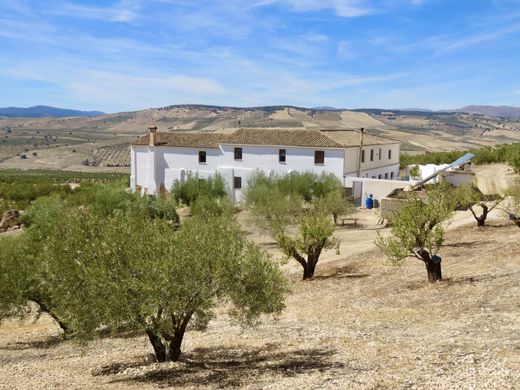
365, 194, 374, 209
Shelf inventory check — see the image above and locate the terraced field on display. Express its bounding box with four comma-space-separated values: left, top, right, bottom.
90, 143, 131, 167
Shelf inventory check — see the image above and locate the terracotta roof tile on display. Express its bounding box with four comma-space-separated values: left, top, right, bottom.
132, 132, 231, 148
225, 128, 344, 148
320, 130, 399, 146
132, 128, 397, 149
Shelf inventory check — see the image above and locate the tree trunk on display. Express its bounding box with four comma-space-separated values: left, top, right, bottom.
415, 248, 442, 282
168, 331, 184, 362
166, 312, 192, 362
145, 328, 167, 362
475, 204, 488, 227
425, 259, 442, 282
302, 248, 322, 280
32, 299, 69, 336
303, 261, 316, 280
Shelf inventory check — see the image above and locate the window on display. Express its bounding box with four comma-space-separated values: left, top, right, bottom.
390, 171, 394, 179
388, 149, 392, 159
385, 173, 388, 179
370, 149, 374, 161
279, 149, 286, 163
379, 148, 382, 160
198, 150, 206, 163
314, 150, 325, 164
361, 150, 365, 163
233, 176, 242, 189
234, 147, 242, 160
378, 174, 382, 179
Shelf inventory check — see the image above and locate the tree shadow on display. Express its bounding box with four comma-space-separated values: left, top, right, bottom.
443, 240, 494, 248
313, 265, 370, 281
99, 345, 346, 388
0, 334, 63, 350
406, 271, 520, 290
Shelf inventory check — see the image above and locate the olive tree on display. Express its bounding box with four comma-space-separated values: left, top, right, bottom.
456, 184, 503, 227
0, 187, 181, 336
42, 210, 288, 362
375, 181, 458, 282
246, 172, 346, 280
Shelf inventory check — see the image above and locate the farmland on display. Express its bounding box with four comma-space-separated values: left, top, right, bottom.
1, 105, 520, 172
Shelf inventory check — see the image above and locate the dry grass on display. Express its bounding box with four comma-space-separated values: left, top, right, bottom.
1, 218, 520, 389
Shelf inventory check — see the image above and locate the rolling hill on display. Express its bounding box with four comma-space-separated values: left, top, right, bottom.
0, 105, 105, 118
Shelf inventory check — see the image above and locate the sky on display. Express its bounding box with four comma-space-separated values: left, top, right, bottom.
1, 0, 519, 113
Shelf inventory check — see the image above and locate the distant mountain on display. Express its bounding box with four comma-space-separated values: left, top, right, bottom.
450, 105, 520, 118
0, 105, 105, 118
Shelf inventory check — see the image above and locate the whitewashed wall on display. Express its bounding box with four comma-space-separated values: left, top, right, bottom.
132, 144, 345, 197
131, 142, 400, 200
344, 144, 400, 177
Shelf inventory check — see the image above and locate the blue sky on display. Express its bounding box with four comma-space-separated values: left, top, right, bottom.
1, 0, 519, 113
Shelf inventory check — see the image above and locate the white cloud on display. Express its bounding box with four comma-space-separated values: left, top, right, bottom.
254, 0, 426, 17
46, 0, 141, 23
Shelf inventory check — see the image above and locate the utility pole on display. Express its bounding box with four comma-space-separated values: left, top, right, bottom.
357, 127, 365, 177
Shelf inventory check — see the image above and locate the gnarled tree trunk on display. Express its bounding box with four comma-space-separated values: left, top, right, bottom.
414, 248, 442, 282
469, 204, 488, 227
146, 328, 167, 362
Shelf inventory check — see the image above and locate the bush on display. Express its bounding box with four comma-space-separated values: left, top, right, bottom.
172, 173, 227, 206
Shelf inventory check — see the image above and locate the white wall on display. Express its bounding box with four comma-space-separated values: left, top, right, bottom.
131, 144, 345, 198
344, 143, 400, 175
345, 177, 420, 207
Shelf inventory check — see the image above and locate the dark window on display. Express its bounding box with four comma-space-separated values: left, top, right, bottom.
279, 149, 286, 163
314, 150, 325, 164
385, 173, 389, 179
388, 149, 392, 159
378, 174, 382, 179
198, 150, 206, 163
370, 149, 374, 161
233, 176, 242, 189
391, 171, 394, 179
361, 150, 365, 163
234, 147, 242, 160
379, 148, 382, 160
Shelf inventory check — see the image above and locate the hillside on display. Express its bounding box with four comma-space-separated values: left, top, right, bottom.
1, 171, 519, 388
0, 104, 520, 171
451, 105, 520, 118
0, 105, 105, 118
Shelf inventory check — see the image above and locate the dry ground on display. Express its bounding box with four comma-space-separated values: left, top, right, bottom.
2, 219, 520, 389
1, 164, 519, 389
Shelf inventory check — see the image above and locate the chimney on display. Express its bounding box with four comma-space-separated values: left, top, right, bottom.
148, 126, 158, 147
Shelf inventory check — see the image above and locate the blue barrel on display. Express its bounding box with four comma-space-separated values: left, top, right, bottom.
365, 194, 374, 209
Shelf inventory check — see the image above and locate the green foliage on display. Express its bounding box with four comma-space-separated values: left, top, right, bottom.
0, 169, 128, 214
246, 171, 349, 279
171, 173, 227, 206
1, 174, 286, 361
36, 211, 288, 360
400, 143, 520, 172
409, 164, 420, 178
190, 194, 234, 221
376, 180, 457, 266
0, 234, 34, 320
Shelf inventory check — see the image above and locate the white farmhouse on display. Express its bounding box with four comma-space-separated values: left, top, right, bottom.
130, 127, 400, 202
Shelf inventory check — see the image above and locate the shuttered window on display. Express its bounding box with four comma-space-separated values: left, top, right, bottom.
314, 150, 324, 164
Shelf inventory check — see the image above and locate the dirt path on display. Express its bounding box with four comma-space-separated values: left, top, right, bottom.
473, 163, 517, 195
